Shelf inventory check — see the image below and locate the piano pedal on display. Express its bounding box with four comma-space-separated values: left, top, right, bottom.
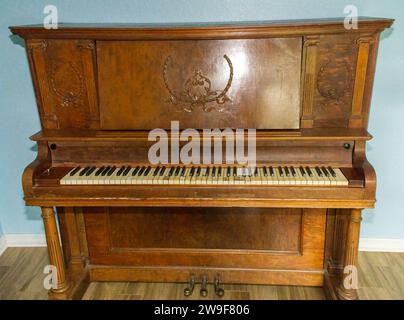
214, 275, 225, 297
200, 275, 208, 297
183, 275, 195, 297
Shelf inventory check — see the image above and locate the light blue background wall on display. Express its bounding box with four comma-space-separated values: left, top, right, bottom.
0, 0, 402, 238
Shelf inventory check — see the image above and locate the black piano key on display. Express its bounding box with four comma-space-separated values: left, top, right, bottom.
196, 167, 201, 177
278, 167, 284, 177
116, 166, 126, 176
305, 166, 313, 177
153, 166, 160, 176
107, 166, 116, 176
131, 166, 140, 176
227, 167, 231, 177
242, 167, 246, 177
95, 167, 104, 176
299, 166, 306, 176
189, 167, 195, 176
174, 166, 181, 176
269, 166, 274, 177
205, 167, 210, 176
101, 166, 111, 176
168, 167, 175, 176
159, 166, 166, 176
315, 166, 323, 177
180, 167, 186, 176
233, 167, 237, 176
85, 167, 96, 176
290, 166, 296, 177
137, 166, 146, 176
79, 167, 90, 176
263, 166, 268, 177
218, 167, 222, 176
70, 167, 81, 176
212, 166, 216, 177
122, 166, 131, 176
144, 166, 151, 176
284, 167, 290, 177
321, 166, 330, 177
254, 167, 258, 176
328, 166, 337, 177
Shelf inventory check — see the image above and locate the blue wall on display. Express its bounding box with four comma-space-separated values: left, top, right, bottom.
0, 0, 402, 238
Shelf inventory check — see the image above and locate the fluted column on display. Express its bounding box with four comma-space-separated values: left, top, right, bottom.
336, 209, 362, 300
41, 207, 70, 293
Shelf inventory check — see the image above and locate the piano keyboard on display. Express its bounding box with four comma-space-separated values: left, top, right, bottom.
60, 166, 348, 186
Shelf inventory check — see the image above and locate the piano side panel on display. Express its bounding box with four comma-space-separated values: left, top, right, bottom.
97, 38, 302, 130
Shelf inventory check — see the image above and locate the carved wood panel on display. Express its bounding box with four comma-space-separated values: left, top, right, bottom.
313, 34, 358, 127
26, 39, 99, 129
97, 38, 302, 130
301, 34, 359, 128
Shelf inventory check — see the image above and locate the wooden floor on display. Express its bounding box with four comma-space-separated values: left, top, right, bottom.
0, 247, 403, 300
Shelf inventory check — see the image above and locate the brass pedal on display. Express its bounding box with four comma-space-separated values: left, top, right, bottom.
200, 275, 208, 297
184, 275, 195, 297
214, 275, 225, 297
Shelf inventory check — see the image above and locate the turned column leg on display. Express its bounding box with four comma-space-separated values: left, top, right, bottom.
336, 209, 362, 300
41, 207, 70, 293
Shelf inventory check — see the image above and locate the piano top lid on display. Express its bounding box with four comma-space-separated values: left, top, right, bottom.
10, 17, 394, 40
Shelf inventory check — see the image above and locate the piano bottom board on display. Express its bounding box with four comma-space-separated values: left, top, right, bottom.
59, 206, 328, 287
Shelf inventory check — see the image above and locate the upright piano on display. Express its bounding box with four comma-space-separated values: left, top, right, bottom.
10, 17, 393, 300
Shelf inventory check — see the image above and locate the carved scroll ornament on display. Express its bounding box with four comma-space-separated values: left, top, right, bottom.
163, 55, 233, 112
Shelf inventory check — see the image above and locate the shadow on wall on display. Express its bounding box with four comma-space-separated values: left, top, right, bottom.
24, 203, 41, 221
24, 143, 41, 221
9, 34, 25, 48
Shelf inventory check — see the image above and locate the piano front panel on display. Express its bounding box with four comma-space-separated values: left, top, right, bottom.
48, 139, 354, 167
84, 207, 326, 277
97, 38, 302, 130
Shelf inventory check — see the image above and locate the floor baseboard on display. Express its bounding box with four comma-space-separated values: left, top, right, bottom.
359, 238, 404, 252
0, 235, 7, 256
1, 234, 404, 256
4, 234, 47, 248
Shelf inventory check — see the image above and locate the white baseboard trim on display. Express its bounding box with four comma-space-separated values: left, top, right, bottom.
0, 235, 7, 256
359, 238, 404, 252
5, 234, 47, 248
0, 234, 403, 256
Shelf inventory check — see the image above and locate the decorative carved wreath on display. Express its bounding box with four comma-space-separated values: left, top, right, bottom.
163, 55, 233, 112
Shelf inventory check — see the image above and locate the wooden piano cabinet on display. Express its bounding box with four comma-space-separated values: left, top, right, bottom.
11, 18, 393, 300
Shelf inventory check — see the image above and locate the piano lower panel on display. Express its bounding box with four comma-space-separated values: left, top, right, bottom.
89, 266, 324, 286
77, 207, 326, 286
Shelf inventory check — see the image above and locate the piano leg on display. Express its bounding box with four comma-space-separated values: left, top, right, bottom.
336, 209, 362, 300
41, 207, 71, 297
324, 209, 362, 300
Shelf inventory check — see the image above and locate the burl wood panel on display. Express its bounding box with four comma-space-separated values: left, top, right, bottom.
84, 207, 327, 270
302, 34, 359, 128
26, 39, 99, 129
108, 207, 301, 251
97, 38, 302, 130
